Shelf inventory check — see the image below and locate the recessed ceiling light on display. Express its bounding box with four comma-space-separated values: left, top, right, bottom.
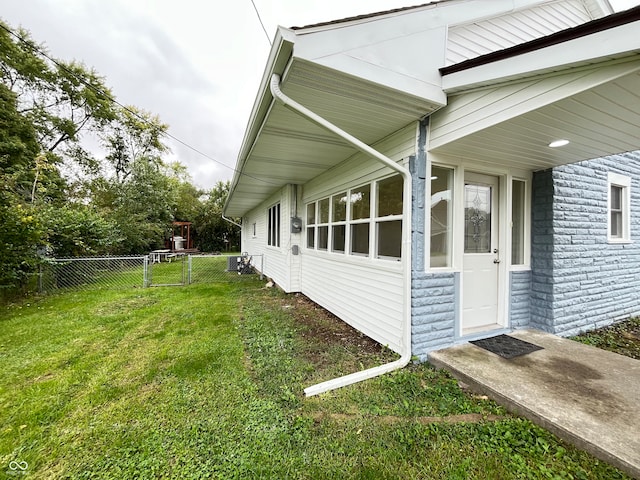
548, 139, 569, 148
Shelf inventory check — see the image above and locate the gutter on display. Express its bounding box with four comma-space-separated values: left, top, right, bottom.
269, 73, 413, 397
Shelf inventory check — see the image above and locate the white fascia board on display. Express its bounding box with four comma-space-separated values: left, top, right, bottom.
293, 22, 448, 105
442, 21, 640, 92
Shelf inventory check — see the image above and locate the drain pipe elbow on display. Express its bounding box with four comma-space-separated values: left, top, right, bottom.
270, 73, 413, 397
222, 214, 242, 228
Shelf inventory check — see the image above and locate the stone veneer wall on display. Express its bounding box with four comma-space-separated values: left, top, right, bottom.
532, 153, 640, 336
510, 271, 532, 328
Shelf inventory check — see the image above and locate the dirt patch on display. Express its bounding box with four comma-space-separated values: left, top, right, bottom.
311, 412, 508, 425
283, 293, 398, 369
572, 317, 640, 360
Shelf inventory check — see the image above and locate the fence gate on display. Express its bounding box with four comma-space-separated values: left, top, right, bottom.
147, 253, 186, 286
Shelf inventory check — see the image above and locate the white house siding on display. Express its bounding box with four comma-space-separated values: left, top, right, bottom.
299, 123, 417, 354
242, 185, 299, 293
445, 0, 594, 66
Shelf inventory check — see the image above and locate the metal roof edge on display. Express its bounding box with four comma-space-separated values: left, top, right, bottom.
223, 27, 295, 217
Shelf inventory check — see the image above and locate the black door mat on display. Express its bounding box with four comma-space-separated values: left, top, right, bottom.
470, 334, 543, 359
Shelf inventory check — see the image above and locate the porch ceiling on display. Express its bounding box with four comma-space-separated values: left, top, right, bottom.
225, 59, 441, 218
430, 67, 640, 171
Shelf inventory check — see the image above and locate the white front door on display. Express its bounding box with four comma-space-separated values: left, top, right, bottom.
462, 173, 501, 333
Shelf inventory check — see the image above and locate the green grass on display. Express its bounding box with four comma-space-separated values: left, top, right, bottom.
0, 277, 630, 479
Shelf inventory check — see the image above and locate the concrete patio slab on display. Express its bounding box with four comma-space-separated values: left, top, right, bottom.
428, 329, 640, 479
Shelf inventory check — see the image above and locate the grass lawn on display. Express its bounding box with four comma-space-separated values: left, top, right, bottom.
0, 270, 631, 479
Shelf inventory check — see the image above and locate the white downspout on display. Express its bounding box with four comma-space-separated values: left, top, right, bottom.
269, 74, 413, 397
222, 214, 242, 228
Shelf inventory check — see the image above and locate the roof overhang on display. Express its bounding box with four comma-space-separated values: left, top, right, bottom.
430, 7, 640, 170
224, 29, 443, 218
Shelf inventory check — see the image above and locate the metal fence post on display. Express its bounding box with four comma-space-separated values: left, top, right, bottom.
260, 254, 264, 280
188, 255, 192, 285
143, 255, 149, 288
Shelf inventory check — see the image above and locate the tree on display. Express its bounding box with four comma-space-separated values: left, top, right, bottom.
194, 181, 240, 252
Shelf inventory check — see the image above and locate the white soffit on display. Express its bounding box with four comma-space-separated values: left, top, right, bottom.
225, 59, 436, 217
429, 68, 640, 170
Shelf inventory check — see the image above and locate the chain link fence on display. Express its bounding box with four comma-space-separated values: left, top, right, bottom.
39, 254, 263, 293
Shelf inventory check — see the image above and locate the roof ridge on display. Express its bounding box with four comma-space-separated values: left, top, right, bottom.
289, 1, 448, 31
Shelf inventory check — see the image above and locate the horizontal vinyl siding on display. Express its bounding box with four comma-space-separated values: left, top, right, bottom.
242, 187, 293, 291
301, 253, 404, 353
446, 0, 592, 65
299, 123, 417, 354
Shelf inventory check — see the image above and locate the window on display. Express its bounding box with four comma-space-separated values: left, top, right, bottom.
376, 175, 403, 259
350, 184, 370, 256
267, 203, 280, 247
430, 166, 453, 268
306, 203, 315, 248
318, 198, 329, 250
608, 173, 631, 242
511, 180, 526, 265
331, 192, 347, 253
304, 174, 403, 260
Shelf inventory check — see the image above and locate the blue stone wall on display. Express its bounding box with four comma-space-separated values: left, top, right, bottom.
411, 119, 457, 360
412, 273, 457, 361
510, 271, 531, 328
530, 168, 555, 331
545, 153, 640, 335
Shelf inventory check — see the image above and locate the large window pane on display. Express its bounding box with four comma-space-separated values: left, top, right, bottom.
307, 227, 315, 248
351, 185, 370, 220
318, 226, 328, 250
332, 225, 346, 253
306, 203, 316, 225
377, 175, 403, 217
511, 180, 525, 265
332, 193, 347, 222
430, 167, 453, 268
319, 198, 329, 223
377, 220, 402, 258
350, 223, 369, 256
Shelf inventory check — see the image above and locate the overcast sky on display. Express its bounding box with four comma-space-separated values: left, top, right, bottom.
2, 0, 639, 190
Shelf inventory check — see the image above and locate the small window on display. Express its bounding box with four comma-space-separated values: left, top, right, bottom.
511, 180, 526, 265
317, 198, 329, 250
350, 184, 371, 256
331, 192, 347, 253
306, 203, 315, 248
267, 203, 280, 247
608, 173, 631, 243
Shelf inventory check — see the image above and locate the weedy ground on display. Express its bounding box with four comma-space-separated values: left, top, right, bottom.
0, 267, 632, 479
571, 317, 640, 360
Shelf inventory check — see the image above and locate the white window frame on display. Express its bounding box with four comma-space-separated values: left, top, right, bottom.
267, 203, 280, 248
607, 172, 631, 244
303, 174, 403, 261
